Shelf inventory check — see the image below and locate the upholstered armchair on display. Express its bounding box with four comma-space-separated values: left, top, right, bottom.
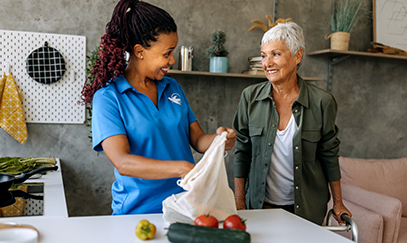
326, 157, 407, 243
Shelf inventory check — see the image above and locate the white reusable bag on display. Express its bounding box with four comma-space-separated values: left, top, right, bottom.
162, 132, 237, 223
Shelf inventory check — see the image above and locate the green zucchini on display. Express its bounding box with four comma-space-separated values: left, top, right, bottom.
167, 222, 251, 243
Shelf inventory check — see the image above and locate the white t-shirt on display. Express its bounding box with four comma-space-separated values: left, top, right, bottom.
265, 114, 298, 205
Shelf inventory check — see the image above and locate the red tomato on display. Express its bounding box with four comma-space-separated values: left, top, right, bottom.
194, 214, 219, 228
223, 215, 247, 231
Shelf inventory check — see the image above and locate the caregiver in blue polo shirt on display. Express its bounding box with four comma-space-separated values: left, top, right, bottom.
80, 0, 236, 215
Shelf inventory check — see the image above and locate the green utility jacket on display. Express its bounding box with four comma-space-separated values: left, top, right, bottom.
233, 76, 341, 225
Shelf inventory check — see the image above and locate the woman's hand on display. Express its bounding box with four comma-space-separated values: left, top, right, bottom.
189, 122, 237, 153
179, 160, 195, 178
329, 180, 352, 225
235, 197, 247, 210
216, 127, 237, 151
332, 201, 352, 225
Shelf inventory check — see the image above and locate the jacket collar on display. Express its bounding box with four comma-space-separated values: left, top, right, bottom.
255, 74, 309, 108
295, 76, 309, 108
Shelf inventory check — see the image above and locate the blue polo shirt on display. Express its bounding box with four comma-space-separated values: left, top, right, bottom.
92, 75, 197, 215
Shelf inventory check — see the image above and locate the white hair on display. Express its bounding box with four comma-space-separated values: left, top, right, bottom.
261, 21, 305, 68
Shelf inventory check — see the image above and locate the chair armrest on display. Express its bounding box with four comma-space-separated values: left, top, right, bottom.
341, 182, 402, 243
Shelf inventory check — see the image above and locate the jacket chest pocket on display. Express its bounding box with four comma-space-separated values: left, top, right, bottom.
249, 126, 263, 157
302, 131, 321, 161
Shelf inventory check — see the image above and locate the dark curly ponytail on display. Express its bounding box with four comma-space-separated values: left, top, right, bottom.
80, 0, 177, 104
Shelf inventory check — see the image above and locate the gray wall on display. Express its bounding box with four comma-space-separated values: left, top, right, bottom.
1, 0, 406, 216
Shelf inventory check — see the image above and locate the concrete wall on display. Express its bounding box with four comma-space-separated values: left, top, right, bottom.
1, 0, 406, 216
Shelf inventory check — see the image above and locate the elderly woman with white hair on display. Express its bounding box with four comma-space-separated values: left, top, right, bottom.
232, 21, 351, 225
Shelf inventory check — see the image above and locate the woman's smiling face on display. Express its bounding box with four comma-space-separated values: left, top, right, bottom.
261, 40, 301, 85
141, 32, 178, 80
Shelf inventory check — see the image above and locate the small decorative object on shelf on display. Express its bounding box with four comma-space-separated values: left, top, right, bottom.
206, 30, 228, 73
248, 15, 291, 32
368, 42, 407, 56
178, 46, 194, 71
325, 0, 368, 51
242, 56, 265, 76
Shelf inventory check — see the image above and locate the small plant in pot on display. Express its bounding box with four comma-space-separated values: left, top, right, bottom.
325, 0, 367, 50
206, 30, 229, 73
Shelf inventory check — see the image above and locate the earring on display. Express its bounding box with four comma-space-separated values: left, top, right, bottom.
140, 56, 143, 59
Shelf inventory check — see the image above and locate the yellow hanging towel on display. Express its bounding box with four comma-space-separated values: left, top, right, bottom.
0, 73, 28, 144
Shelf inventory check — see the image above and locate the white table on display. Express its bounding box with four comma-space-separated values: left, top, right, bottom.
1, 159, 353, 242
0, 209, 353, 243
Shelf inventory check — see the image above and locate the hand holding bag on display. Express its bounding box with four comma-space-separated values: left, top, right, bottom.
162, 132, 237, 223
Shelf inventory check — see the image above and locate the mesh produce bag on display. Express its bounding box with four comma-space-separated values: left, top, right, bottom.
162, 132, 237, 223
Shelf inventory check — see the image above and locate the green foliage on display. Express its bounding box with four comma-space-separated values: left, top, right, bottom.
85, 106, 93, 143
330, 0, 366, 33
84, 46, 100, 144
0, 157, 57, 175
85, 46, 101, 87
206, 30, 229, 58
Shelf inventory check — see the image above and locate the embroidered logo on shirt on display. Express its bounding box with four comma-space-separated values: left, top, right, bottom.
168, 93, 182, 105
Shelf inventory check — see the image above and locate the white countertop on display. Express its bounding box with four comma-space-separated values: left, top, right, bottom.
0, 209, 353, 243
2, 158, 68, 218
24, 158, 68, 218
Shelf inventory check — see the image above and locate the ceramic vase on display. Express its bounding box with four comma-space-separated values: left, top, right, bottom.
209, 57, 228, 73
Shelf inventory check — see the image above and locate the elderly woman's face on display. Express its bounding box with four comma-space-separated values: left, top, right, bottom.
261, 40, 300, 84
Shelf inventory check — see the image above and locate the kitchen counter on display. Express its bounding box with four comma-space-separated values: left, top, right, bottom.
3, 158, 68, 218
27, 158, 67, 218
0, 209, 353, 243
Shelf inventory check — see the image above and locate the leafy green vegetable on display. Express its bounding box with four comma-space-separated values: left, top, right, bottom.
0, 157, 57, 175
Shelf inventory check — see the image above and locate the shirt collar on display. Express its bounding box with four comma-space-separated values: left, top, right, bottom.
156, 77, 170, 98
114, 75, 170, 94
255, 74, 309, 108
115, 75, 132, 93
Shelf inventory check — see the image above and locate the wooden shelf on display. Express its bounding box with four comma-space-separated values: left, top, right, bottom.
167, 70, 323, 82
307, 49, 407, 91
167, 70, 264, 79
308, 49, 407, 63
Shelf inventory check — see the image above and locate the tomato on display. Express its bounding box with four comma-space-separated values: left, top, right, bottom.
223, 214, 247, 231
194, 214, 219, 228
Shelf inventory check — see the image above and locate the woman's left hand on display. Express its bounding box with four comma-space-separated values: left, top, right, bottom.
332, 202, 352, 225
216, 127, 237, 151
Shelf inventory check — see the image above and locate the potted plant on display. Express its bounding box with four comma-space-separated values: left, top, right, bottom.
206, 30, 229, 73
325, 0, 366, 50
